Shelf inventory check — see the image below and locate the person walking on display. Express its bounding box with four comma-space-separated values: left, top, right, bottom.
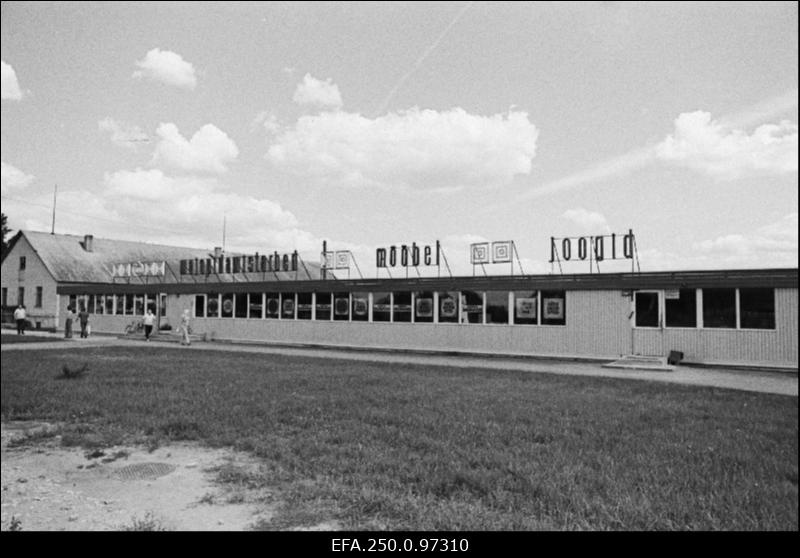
13, 304, 27, 335
78, 306, 90, 338
143, 308, 156, 341
179, 309, 191, 346
65, 305, 75, 338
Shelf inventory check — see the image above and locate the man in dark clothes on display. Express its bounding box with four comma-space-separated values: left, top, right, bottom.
78, 306, 90, 338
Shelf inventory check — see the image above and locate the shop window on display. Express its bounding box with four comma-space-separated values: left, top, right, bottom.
665, 289, 696, 328
207, 293, 220, 318
248, 293, 264, 319
145, 295, 156, 315
460, 291, 483, 324
541, 290, 567, 326
282, 293, 296, 319
392, 292, 412, 322
265, 293, 280, 319
315, 292, 332, 321
95, 295, 104, 315
159, 294, 167, 317
234, 293, 248, 318
486, 291, 509, 324
35, 287, 43, 309
702, 288, 736, 329
414, 291, 434, 323
513, 291, 538, 325
105, 295, 115, 315
297, 293, 313, 320
115, 294, 125, 315
87, 295, 96, 314
125, 294, 134, 315
134, 294, 145, 316
18, 287, 24, 306
333, 292, 350, 321
739, 288, 775, 329
220, 293, 234, 318
372, 292, 391, 322
195, 295, 206, 318
351, 292, 369, 322
635, 292, 659, 327
438, 291, 459, 324
69, 295, 77, 312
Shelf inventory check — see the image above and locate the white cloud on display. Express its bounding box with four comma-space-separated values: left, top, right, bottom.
151, 123, 239, 173
98, 117, 150, 149
1, 161, 34, 193
1, 60, 23, 100
252, 111, 281, 134
292, 73, 343, 108
691, 213, 798, 266
132, 48, 197, 90
267, 108, 538, 190
656, 111, 798, 180
562, 208, 610, 232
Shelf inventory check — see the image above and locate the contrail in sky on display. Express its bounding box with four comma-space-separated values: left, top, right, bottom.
375, 1, 473, 116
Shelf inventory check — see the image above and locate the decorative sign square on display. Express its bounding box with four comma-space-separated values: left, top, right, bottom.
492, 241, 512, 263
470, 243, 490, 264
334, 251, 350, 270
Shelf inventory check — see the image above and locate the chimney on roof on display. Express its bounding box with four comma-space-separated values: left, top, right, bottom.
83, 234, 94, 252
214, 246, 222, 258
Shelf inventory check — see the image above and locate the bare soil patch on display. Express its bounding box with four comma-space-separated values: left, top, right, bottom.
1, 421, 276, 531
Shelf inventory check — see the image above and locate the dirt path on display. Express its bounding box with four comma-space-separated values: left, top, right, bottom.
1, 421, 276, 531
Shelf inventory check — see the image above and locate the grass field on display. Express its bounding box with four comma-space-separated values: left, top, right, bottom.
1, 346, 797, 530
1, 333, 65, 345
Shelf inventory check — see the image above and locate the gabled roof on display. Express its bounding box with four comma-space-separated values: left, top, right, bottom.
14, 230, 322, 284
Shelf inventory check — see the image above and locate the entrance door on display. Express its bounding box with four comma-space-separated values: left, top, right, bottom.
632, 290, 664, 356
157, 293, 167, 329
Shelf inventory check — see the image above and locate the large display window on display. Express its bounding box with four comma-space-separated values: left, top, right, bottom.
486, 291, 509, 324
703, 288, 736, 329
438, 291, 459, 324
372, 292, 391, 322
414, 291, 434, 323
460, 291, 483, 324
665, 289, 696, 328
352, 292, 369, 322
221, 293, 234, 318
195, 294, 206, 318
297, 292, 313, 320
315, 292, 332, 320
265, 292, 280, 319
540, 290, 566, 326
739, 288, 775, 329
282, 293, 296, 319
207, 293, 220, 318
393, 292, 412, 322
248, 293, 264, 319
513, 291, 538, 325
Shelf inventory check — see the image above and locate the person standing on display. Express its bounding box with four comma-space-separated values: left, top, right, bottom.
13, 304, 27, 335
179, 309, 191, 346
143, 308, 156, 341
78, 306, 90, 338
65, 305, 75, 338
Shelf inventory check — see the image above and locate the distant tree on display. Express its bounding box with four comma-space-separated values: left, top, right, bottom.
1, 213, 10, 259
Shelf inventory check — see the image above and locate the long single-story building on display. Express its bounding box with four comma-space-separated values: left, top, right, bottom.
2, 230, 797, 369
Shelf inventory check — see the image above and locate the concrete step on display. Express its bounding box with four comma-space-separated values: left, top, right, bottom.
602, 354, 675, 372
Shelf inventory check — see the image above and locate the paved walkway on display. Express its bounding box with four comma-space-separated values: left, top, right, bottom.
2, 331, 797, 396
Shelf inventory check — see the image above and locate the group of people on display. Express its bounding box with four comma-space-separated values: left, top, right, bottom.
64, 306, 91, 338
61, 305, 192, 345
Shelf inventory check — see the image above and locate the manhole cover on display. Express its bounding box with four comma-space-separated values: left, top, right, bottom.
115, 462, 176, 481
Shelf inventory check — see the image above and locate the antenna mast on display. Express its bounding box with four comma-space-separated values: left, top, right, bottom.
51, 184, 57, 234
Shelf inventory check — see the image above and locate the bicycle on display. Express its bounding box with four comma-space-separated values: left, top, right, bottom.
124, 320, 144, 335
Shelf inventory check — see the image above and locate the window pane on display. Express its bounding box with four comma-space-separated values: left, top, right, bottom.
703, 288, 736, 328
87, 295, 96, 314
740, 288, 775, 329
265, 293, 280, 319
392, 292, 411, 322
315, 292, 332, 321
195, 295, 206, 318
125, 294, 134, 315
414, 291, 434, 323
438, 291, 459, 324
221, 293, 234, 318
115, 295, 124, 315
541, 290, 566, 326
635, 292, 659, 327
486, 291, 509, 324
207, 293, 220, 317
665, 289, 696, 328
333, 292, 350, 321
352, 292, 369, 322
105, 295, 115, 315
95, 295, 104, 314
35, 287, 43, 308
248, 293, 263, 319
513, 291, 538, 325
134, 294, 144, 316
297, 292, 313, 320
460, 291, 483, 324
233, 293, 247, 318
282, 293, 296, 319
372, 291, 391, 322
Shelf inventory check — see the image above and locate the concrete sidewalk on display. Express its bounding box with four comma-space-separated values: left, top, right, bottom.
2, 331, 797, 396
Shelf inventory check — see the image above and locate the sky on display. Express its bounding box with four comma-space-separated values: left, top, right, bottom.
1, 1, 797, 277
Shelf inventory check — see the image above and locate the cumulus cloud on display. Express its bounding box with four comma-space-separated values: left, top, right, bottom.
132, 48, 197, 90
151, 123, 239, 173
98, 117, 150, 149
1, 161, 34, 193
1, 60, 23, 100
252, 111, 281, 134
692, 213, 798, 266
562, 208, 610, 232
267, 108, 538, 190
656, 111, 798, 179
292, 73, 343, 108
